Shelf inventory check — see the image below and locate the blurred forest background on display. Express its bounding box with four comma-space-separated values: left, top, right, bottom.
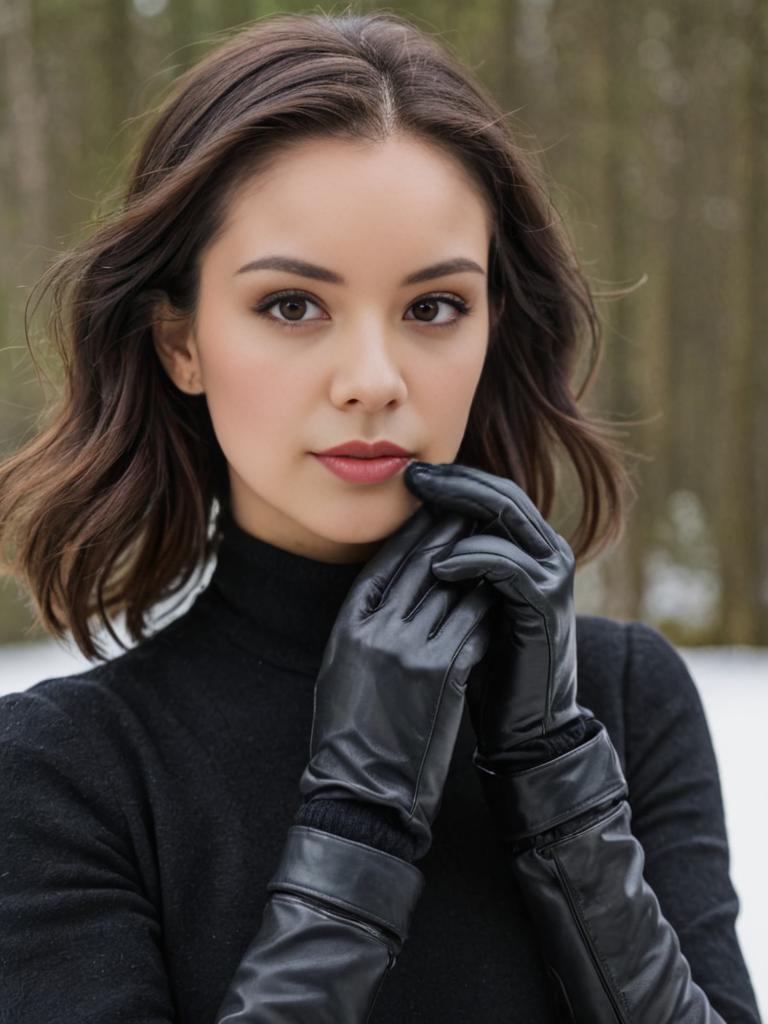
0, 0, 766, 649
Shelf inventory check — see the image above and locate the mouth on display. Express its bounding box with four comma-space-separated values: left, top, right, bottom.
314, 440, 414, 459
311, 452, 413, 484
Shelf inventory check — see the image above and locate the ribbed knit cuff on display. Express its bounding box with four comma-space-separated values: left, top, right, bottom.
475, 714, 590, 771
292, 797, 424, 863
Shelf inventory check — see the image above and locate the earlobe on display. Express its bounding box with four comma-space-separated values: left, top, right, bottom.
151, 296, 203, 395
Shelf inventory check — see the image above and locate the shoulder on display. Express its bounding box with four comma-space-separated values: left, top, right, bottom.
0, 601, 205, 793
573, 614, 629, 730
620, 620, 708, 752
0, 609, 198, 865
0, 651, 174, 967
576, 613, 701, 708
4, 596, 205, 720
576, 612, 629, 668
577, 618, 714, 792
574, 615, 707, 768
0, 671, 131, 844
622, 618, 706, 722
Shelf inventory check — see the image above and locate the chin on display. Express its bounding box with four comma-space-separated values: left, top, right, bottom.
315, 499, 422, 548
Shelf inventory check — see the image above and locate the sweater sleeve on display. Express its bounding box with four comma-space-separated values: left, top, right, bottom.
0, 688, 176, 1024
622, 621, 761, 1023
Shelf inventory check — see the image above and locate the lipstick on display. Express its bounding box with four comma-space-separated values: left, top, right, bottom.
313, 454, 411, 483
312, 439, 414, 485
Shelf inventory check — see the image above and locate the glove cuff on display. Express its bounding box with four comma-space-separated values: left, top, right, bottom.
268, 825, 425, 945
473, 720, 628, 840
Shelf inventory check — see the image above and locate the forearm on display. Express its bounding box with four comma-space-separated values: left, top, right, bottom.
214, 825, 424, 1024
477, 719, 727, 1023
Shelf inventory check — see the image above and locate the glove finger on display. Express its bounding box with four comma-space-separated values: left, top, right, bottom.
407, 582, 494, 834
429, 533, 544, 608
351, 503, 438, 613
464, 601, 504, 734
375, 511, 477, 618
405, 462, 560, 558
448, 587, 495, 687
417, 577, 494, 684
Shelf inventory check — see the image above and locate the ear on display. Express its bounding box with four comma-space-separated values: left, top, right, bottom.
151, 294, 205, 395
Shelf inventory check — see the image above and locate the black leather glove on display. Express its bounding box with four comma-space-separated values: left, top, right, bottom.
214, 504, 494, 1023
403, 460, 727, 1024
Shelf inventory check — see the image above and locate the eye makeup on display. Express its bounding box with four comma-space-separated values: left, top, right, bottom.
250, 289, 474, 332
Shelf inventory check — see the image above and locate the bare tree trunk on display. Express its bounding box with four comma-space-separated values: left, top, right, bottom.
0, 0, 51, 261
716, 0, 768, 643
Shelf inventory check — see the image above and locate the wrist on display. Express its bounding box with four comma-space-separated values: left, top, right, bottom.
475, 712, 591, 772
293, 796, 424, 862
473, 718, 628, 843
268, 825, 425, 950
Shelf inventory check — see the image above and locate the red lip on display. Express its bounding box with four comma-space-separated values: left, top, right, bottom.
313, 440, 413, 458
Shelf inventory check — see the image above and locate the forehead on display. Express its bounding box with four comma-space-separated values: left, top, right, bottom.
214, 134, 492, 256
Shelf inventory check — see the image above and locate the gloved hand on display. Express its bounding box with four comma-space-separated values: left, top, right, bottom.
403, 460, 586, 762
297, 502, 494, 853
214, 503, 495, 1024
402, 460, 610, 845
403, 461, 727, 1024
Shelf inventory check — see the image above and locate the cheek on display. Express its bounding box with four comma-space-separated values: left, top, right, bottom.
200, 345, 295, 467
413, 333, 487, 466
422, 340, 488, 428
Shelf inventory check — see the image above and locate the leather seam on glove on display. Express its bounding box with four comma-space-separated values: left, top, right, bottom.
512, 782, 630, 847
549, 848, 632, 1022
267, 890, 403, 952
510, 794, 624, 855
268, 892, 403, 954
536, 799, 628, 854
531, 781, 628, 833
267, 879, 410, 942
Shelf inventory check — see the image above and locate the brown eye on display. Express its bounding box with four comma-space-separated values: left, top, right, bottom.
405, 294, 471, 327
412, 299, 440, 322
253, 289, 471, 332
275, 296, 312, 321
253, 291, 326, 329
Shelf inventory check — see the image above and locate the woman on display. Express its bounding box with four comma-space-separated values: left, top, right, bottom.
0, 10, 760, 1023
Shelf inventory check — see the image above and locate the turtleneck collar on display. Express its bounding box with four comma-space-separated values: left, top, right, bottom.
198, 507, 370, 676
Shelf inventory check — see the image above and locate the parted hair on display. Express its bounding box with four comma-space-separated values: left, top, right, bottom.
0, 8, 637, 661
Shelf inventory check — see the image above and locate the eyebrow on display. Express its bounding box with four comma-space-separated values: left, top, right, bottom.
234, 254, 485, 286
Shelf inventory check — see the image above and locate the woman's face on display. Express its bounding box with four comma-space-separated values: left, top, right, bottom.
154, 133, 491, 562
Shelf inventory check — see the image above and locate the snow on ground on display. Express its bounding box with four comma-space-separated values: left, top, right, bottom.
1, 636, 766, 1014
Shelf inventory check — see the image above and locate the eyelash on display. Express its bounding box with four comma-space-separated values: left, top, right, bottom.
251, 289, 473, 331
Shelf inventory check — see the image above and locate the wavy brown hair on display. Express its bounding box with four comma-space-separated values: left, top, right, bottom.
0, 8, 638, 661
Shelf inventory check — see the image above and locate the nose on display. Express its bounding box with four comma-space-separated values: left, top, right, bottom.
327, 324, 408, 411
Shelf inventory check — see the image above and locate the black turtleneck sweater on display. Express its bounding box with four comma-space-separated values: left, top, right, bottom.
0, 511, 761, 1023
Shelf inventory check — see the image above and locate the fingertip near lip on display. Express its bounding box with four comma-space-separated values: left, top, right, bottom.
405, 460, 434, 479
404, 466, 434, 495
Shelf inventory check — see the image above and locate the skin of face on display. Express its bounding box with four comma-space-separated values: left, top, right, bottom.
152, 133, 492, 563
